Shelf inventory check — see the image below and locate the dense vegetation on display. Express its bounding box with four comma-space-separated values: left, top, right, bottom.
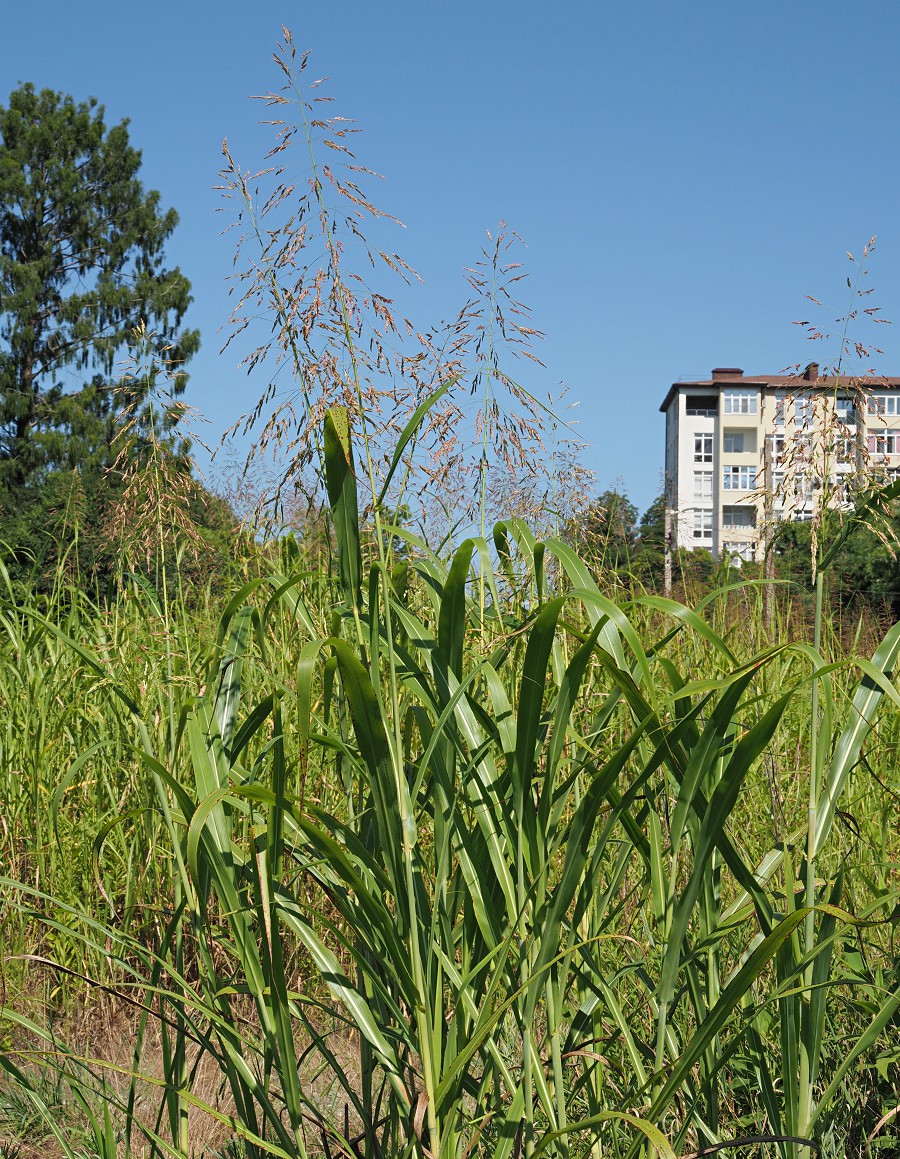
2, 433, 900, 1159
0, 81, 214, 590
2, 35, 900, 1159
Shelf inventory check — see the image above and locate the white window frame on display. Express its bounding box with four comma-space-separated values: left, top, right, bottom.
693, 433, 713, 463
869, 393, 900, 416
722, 466, 757, 490
693, 471, 713, 503
693, 509, 713, 541
723, 541, 755, 563
723, 389, 757, 415
875, 430, 900, 455
722, 505, 756, 529
790, 472, 813, 504
836, 436, 857, 464
793, 395, 814, 426
835, 395, 856, 425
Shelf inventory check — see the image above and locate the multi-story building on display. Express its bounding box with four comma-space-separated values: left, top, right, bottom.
660, 364, 900, 562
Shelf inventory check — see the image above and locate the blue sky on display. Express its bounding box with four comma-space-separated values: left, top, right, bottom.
3, 1, 900, 514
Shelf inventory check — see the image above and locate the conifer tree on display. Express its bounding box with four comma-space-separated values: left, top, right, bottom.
0, 83, 199, 495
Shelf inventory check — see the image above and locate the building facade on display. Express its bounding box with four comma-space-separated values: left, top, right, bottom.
660, 365, 900, 562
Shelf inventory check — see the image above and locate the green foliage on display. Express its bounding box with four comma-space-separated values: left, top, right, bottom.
0, 82, 200, 585
1, 415, 899, 1157
0, 82, 199, 481
0, 461, 239, 597
775, 515, 900, 615
566, 491, 718, 595
631, 492, 666, 579
567, 488, 639, 571
560, 486, 639, 579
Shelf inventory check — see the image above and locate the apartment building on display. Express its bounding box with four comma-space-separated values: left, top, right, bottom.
660, 365, 900, 562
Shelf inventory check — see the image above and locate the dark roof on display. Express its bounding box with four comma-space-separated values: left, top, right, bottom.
659, 372, 900, 414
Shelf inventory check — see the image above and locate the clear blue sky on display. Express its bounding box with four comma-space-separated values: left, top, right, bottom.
4, 1, 900, 514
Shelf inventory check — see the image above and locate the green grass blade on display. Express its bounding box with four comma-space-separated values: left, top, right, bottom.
324, 405, 362, 610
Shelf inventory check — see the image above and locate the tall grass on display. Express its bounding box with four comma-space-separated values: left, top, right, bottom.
2, 406, 900, 1157
2, 34, 900, 1159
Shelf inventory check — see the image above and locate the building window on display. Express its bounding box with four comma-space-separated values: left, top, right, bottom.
723, 466, 757, 490
723, 541, 755, 563
693, 509, 713, 541
836, 436, 857, 464
722, 505, 756, 529
869, 393, 900, 416
694, 471, 713, 503
874, 430, 900, 455
793, 395, 814, 426
694, 433, 713, 463
785, 473, 814, 505
773, 391, 786, 428
686, 394, 718, 416
767, 433, 785, 463
723, 431, 745, 453
723, 389, 757, 415
835, 395, 856, 425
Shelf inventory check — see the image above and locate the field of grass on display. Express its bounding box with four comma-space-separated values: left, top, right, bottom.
2, 32, 899, 1159
1, 415, 899, 1159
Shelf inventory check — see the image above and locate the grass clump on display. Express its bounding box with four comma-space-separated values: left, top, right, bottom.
2, 423, 900, 1158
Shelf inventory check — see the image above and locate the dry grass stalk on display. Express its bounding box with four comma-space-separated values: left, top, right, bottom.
217, 28, 433, 528
217, 31, 590, 540
105, 324, 207, 573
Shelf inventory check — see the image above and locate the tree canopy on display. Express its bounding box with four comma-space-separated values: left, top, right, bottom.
0, 82, 199, 493
0, 84, 232, 587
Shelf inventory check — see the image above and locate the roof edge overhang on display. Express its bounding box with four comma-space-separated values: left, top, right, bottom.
659, 375, 900, 414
